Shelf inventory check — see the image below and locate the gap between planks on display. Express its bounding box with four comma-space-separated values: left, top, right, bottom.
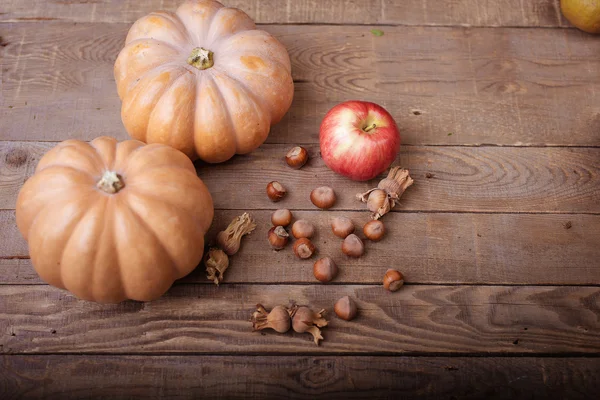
1, 139, 599, 149
0, 21, 579, 30
3, 351, 600, 358
0, 281, 598, 288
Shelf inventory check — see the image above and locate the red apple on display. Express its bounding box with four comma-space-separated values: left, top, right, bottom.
319, 101, 400, 181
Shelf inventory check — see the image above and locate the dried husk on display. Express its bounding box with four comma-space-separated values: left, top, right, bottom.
357, 167, 414, 219
216, 212, 257, 255
205, 248, 229, 285
290, 305, 328, 345
251, 304, 291, 333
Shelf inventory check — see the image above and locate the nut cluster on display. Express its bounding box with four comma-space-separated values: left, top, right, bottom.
252, 165, 411, 343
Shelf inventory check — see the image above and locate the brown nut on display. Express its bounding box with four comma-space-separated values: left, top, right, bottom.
271, 209, 293, 227
342, 234, 364, 258
285, 146, 308, 169
293, 238, 316, 259
331, 216, 355, 238
383, 269, 404, 292
310, 186, 336, 209
363, 220, 385, 241
291, 219, 315, 239
334, 296, 358, 321
268, 226, 289, 250
313, 257, 338, 283
266, 181, 286, 202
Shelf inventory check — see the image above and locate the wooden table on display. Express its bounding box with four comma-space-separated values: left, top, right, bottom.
1, 1, 599, 398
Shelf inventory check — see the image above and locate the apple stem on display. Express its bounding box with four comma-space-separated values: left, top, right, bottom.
363, 123, 377, 133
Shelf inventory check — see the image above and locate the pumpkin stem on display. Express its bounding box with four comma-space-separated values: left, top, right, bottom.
97, 171, 125, 194
187, 47, 214, 70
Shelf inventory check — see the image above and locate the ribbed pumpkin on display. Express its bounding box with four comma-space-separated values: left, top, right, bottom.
15, 137, 214, 303
114, 0, 294, 163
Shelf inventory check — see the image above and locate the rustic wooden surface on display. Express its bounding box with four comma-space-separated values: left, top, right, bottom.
2, 356, 599, 400
1, 0, 599, 398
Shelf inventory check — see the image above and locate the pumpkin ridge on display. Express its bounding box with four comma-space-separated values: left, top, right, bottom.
176, 0, 224, 46
44, 191, 102, 290
121, 194, 180, 278
147, 11, 194, 47
123, 66, 188, 143
204, 6, 254, 45
16, 168, 94, 240
85, 196, 111, 302
212, 65, 269, 120
109, 198, 126, 302
210, 70, 271, 154
125, 190, 204, 277
124, 37, 185, 54
204, 73, 241, 150
146, 70, 195, 147
221, 55, 290, 80
123, 144, 195, 176
125, 168, 210, 229
36, 164, 99, 184
37, 143, 104, 175
213, 30, 290, 71
118, 53, 182, 98
89, 136, 118, 171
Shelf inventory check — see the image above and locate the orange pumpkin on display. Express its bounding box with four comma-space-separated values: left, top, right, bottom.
15, 137, 214, 303
114, 0, 294, 163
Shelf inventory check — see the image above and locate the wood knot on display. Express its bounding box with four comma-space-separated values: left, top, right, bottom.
298, 359, 339, 388
5, 148, 28, 168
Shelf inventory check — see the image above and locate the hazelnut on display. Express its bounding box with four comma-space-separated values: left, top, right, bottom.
291, 219, 315, 239
266, 181, 286, 202
285, 146, 308, 169
310, 186, 336, 209
313, 257, 338, 283
383, 269, 404, 292
341, 234, 364, 258
293, 238, 316, 259
331, 216, 355, 238
271, 209, 293, 227
363, 220, 385, 241
268, 226, 289, 250
334, 296, 358, 321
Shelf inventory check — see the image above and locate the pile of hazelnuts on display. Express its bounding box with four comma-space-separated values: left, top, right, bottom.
264, 146, 406, 323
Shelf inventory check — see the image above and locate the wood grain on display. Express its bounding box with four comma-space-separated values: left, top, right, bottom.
1, 355, 598, 400
1, 284, 599, 354
2, 142, 599, 213
2, 23, 599, 146
0, 0, 567, 27
2, 209, 599, 286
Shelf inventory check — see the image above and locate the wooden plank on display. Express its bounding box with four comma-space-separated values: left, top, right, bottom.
1, 284, 599, 354
2, 355, 598, 400
0, 0, 566, 27
2, 142, 599, 213
2, 209, 599, 286
2, 23, 599, 146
